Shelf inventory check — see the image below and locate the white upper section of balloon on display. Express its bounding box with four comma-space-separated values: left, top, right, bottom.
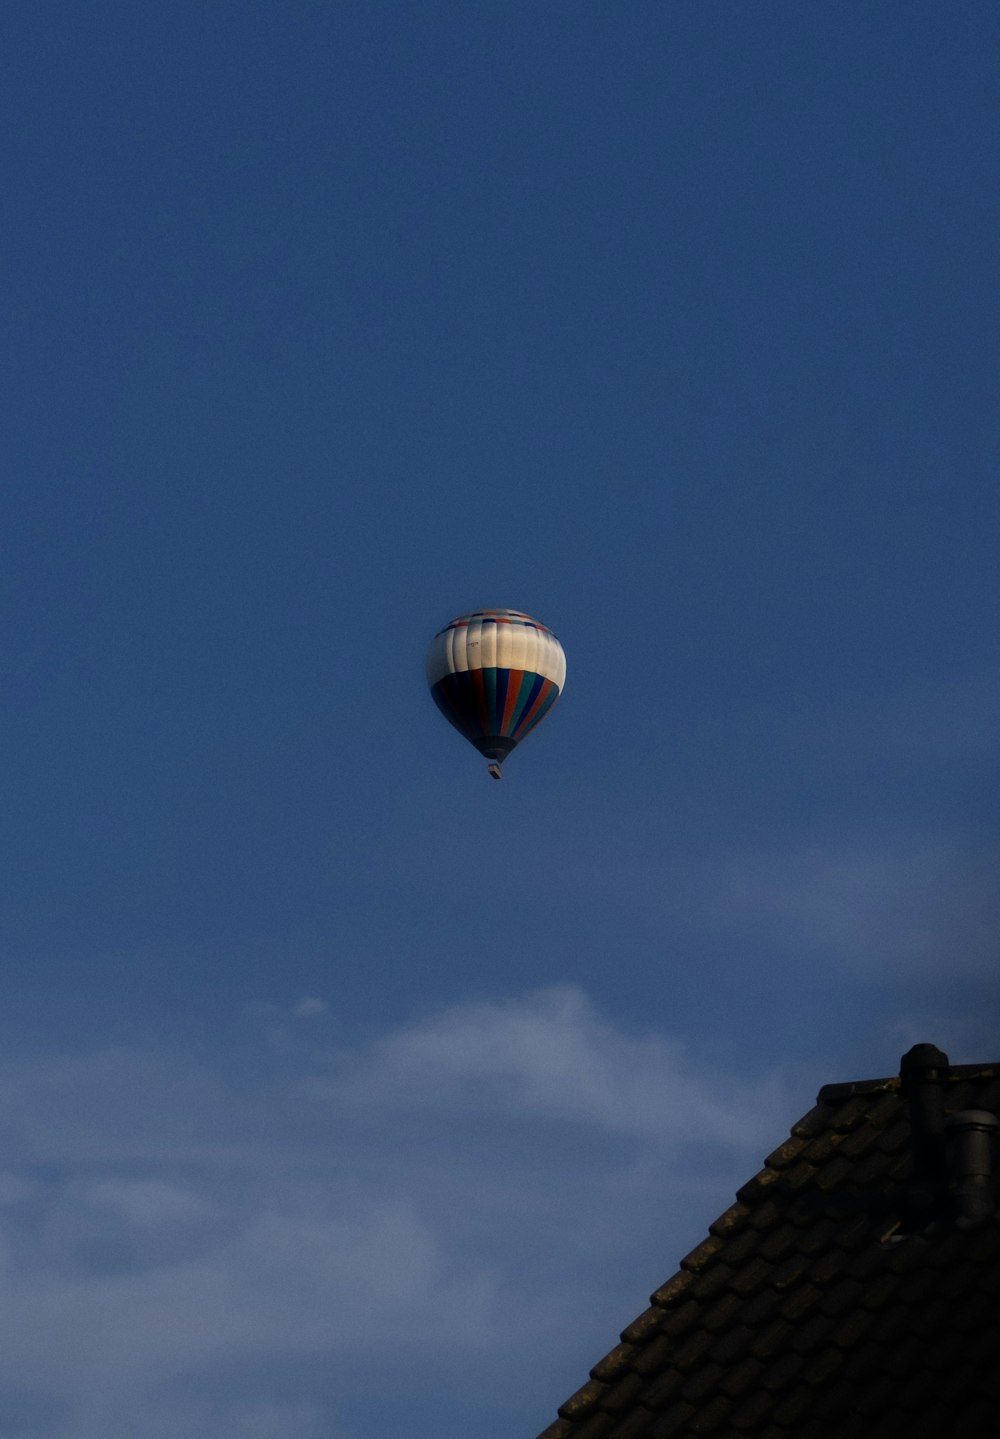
425, 610, 567, 691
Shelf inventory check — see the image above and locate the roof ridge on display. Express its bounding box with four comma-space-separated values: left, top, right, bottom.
818, 1061, 1000, 1105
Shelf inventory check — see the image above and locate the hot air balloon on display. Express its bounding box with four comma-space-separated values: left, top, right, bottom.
426, 609, 566, 778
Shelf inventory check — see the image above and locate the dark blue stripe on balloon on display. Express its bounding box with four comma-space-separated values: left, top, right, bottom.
431, 674, 484, 741
483, 667, 498, 732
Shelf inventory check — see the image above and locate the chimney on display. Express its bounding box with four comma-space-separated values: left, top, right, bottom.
899, 1043, 950, 1231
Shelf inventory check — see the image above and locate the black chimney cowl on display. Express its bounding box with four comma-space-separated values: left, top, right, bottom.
946, 1109, 999, 1231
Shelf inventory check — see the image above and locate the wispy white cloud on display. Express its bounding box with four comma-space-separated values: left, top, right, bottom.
0, 988, 793, 1439
290, 996, 328, 1021
318, 985, 782, 1149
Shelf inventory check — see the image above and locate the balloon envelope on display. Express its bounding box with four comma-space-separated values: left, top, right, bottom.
426, 609, 566, 768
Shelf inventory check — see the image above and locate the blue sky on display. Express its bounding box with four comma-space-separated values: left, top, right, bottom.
3, 4, 999, 1435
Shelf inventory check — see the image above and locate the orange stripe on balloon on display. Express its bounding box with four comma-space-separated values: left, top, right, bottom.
501, 669, 524, 734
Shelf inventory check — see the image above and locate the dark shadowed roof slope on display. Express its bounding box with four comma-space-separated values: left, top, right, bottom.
536, 1047, 1000, 1439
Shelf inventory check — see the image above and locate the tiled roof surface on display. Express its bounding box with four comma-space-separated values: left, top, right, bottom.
536, 1057, 1000, 1439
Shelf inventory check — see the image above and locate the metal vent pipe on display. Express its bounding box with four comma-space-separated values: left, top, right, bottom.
946, 1109, 999, 1231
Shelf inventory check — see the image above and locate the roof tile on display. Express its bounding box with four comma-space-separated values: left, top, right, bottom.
811, 1153, 854, 1192
957, 1397, 1000, 1437
557, 1379, 606, 1420
707, 1322, 752, 1367
648, 1271, 693, 1307
644, 1400, 696, 1438
565, 1411, 618, 1439
711, 1225, 762, 1267
629, 1333, 676, 1379
790, 1101, 829, 1137
747, 1197, 785, 1234
789, 1312, 837, 1357
684, 1262, 734, 1302
595, 1371, 646, 1415
768, 1381, 815, 1427
729, 1255, 772, 1297
788, 1126, 843, 1166
759, 1348, 805, 1394
809, 1247, 857, 1288
848, 1147, 899, 1188
963, 1322, 1000, 1366
979, 1364, 1000, 1399
828, 1304, 876, 1351
678, 1358, 725, 1404
817, 1275, 863, 1318
768, 1251, 812, 1291
669, 1328, 715, 1374
708, 1202, 750, 1237
718, 1354, 762, 1401
857, 1272, 896, 1311
837, 1210, 878, 1251
593, 1407, 653, 1439
756, 1223, 799, 1262
746, 1315, 795, 1360
798, 1344, 844, 1389
839, 1368, 896, 1416
824, 1093, 882, 1131
732, 1285, 781, 1330
687, 1393, 734, 1433
728, 1387, 773, 1430
792, 1214, 845, 1255
778, 1280, 822, 1321
655, 1300, 700, 1339
735, 1166, 783, 1204
589, 1344, 636, 1384
620, 1306, 666, 1345
837, 1120, 885, 1158
762, 1135, 812, 1170
637, 1365, 684, 1412
857, 1088, 900, 1124
698, 1290, 745, 1334
678, 1235, 724, 1273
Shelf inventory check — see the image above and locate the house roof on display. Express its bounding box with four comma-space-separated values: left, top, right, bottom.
536, 1047, 1000, 1439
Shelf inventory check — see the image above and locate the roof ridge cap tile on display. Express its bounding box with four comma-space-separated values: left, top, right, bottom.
814, 1062, 999, 1107
943, 1061, 1000, 1079
816, 1075, 897, 1102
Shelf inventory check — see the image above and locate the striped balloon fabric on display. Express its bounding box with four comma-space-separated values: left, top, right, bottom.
426, 609, 566, 775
